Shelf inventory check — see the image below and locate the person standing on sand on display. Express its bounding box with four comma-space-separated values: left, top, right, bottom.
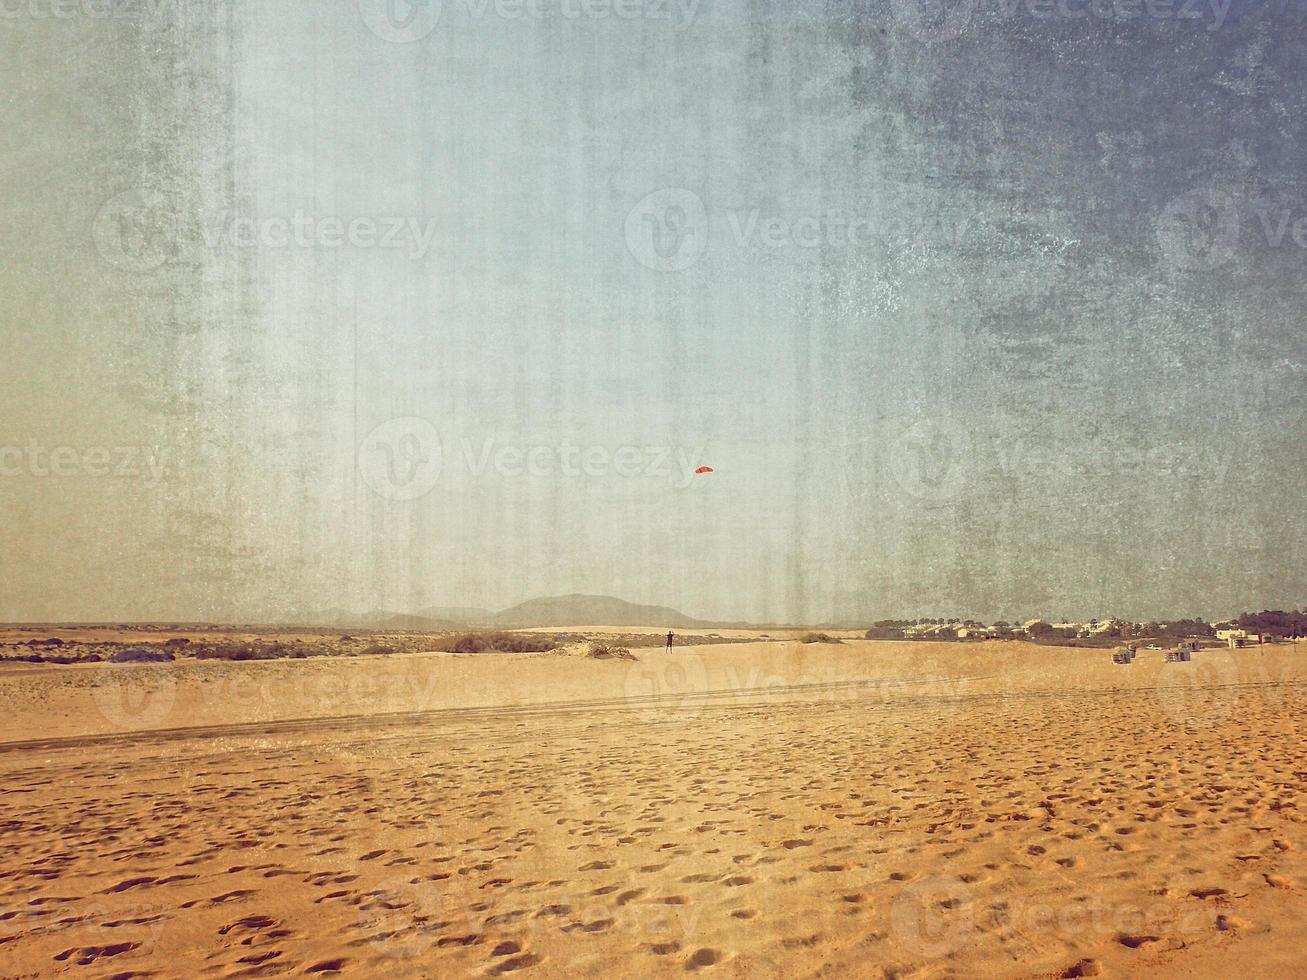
666, 631, 674, 652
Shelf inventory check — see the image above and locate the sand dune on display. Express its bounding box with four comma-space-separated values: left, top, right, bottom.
1, 639, 1305, 977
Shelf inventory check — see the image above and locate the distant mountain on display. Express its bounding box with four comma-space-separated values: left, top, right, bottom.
278, 596, 708, 630
368, 613, 464, 631
278, 610, 462, 631
278, 608, 364, 629
491, 594, 710, 628
416, 606, 494, 625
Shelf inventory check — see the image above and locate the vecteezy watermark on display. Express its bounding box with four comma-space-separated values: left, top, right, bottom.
358, 418, 443, 503
0, 0, 158, 19
0, 442, 168, 488
357, 417, 710, 501
984, 434, 1233, 486
625, 188, 709, 272
887, 414, 1238, 502
1155, 645, 1250, 728
91, 664, 178, 729
890, 875, 975, 957
1251, 208, 1307, 250
362, 872, 475, 960
976, 888, 1220, 955
198, 210, 438, 260
1007, 0, 1231, 29
357, 0, 443, 42
624, 189, 982, 273
358, 0, 698, 42
457, 438, 708, 487
889, 0, 978, 42
889, 0, 1231, 42
57, 895, 170, 955
461, 0, 698, 22
360, 862, 704, 963
621, 651, 713, 721
93, 190, 439, 270
1156, 187, 1307, 272
201, 666, 446, 717
726, 209, 977, 251
888, 419, 971, 502
92, 189, 178, 273
1155, 187, 1240, 272
620, 654, 971, 725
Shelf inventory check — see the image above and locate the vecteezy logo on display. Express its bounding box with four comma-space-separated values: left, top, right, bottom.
91, 665, 178, 730
890, 875, 974, 958
890, 0, 978, 43
358, 417, 442, 501
1155, 188, 1239, 273
92, 189, 176, 272
624, 188, 708, 272
1156, 646, 1245, 728
362, 872, 472, 960
358, 0, 442, 42
889, 419, 969, 501
621, 652, 712, 722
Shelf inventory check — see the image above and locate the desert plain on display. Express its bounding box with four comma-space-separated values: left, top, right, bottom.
2, 632, 1306, 978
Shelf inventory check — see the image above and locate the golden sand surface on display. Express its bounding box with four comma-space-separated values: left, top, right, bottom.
1, 639, 1305, 978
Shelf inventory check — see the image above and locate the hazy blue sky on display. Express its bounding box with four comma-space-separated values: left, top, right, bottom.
1, 0, 1304, 623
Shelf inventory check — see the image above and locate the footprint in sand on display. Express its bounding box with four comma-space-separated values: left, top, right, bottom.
685, 948, 722, 971
53, 942, 141, 966
1117, 934, 1161, 949
1061, 957, 1103, 977
436, 934, 482, 948
489, 952, 542, 974
218, 914, 278, 935
305, 958, 348, 973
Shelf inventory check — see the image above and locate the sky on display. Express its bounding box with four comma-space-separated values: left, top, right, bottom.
1, 0, 1305, 625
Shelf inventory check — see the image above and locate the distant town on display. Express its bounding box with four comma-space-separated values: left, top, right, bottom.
865, 609, 1307, 647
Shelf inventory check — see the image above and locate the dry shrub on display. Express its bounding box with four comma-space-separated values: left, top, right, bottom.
439, 633, 557, 654
587, 641, 636, 661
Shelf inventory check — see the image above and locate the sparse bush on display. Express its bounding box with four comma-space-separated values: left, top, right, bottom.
109, 648, 175, 663
864, 626, 903, 640
587, 641, 635, 661
443, 633, 491, 653
497, 634, 558, 653
801, 632, 840, 644
439, 632, 556, 654
193, 643, 277, 661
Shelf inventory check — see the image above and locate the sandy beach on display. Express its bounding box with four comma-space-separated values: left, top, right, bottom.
8, 0, 1306, 973
2, 637, 1305, 978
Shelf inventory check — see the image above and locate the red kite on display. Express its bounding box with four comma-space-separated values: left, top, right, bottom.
695, 466, 714, 474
